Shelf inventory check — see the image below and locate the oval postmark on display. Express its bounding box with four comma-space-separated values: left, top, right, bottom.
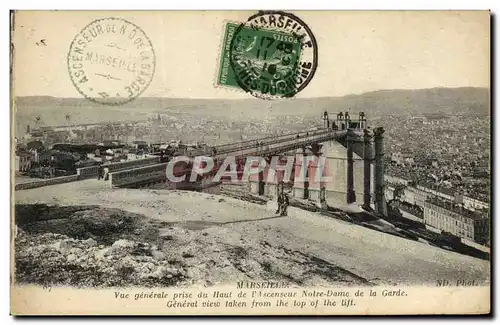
67, 17, 156, 105
229, 11, 318, 100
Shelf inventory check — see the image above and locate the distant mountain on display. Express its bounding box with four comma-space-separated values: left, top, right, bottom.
15, 87, 489, 115
13, 87, 489, 134
324, 87, 490, 117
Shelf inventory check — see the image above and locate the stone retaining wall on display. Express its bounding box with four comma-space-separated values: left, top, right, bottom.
14, 175, 80, 191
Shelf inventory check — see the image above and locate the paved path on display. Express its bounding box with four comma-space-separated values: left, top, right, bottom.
15, 185, 490, 286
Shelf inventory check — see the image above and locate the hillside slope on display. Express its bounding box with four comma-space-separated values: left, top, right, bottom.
14, 184, 490, 287
14, 87, 489, 124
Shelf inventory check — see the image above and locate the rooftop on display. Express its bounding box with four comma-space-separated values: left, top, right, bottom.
399, 202, 424, 217
426, 196, 487, 221
416, 181, 456, 196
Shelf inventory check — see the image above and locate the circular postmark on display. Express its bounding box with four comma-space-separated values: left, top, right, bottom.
67, 17, 156, 105
229, 11, 318, 100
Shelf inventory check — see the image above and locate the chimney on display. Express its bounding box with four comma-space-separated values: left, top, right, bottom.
362, 129, 373, 210
373, 127, 387, 216
346, 129, 356, 204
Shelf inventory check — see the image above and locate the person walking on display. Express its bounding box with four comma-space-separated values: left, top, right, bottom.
97, 163, 103, 180
276, 193, 284, 215
280, 193, 289, 216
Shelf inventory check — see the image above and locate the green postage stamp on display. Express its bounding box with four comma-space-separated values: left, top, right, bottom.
216, 11, 318, 99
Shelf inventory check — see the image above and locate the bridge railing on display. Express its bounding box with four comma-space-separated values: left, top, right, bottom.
209, 128, 328, 153
75, 157, 161, 179
168, 129, 333, 159
212, 128, 331, 156
104, 156, 160, 172
109, 163, 170, 187
76, 166, 100, 179
109, 130, 340, 188
248, 132, 339, 157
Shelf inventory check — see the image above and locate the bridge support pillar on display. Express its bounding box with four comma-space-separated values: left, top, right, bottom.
264, 156, 286, 199
267, 181, 284, 199
374, 127, 387, 216
293, 148, 310, 200
362, 129, 373, 210
306, 143, 324, 203
308, 166, 320, 202
258, 169, 265, 195
303, 151, 309, 199
249, 182, 259, 194
264, 183, 279, 198
248, 159, 265, 196
346, 130, 356, 204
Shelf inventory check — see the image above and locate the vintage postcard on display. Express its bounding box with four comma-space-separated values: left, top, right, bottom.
10, 10, 490, 315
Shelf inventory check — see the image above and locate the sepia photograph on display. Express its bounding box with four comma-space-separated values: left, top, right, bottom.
9, 9, 491, 315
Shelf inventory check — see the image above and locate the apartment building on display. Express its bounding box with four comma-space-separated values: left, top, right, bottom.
424, 197, 489, 245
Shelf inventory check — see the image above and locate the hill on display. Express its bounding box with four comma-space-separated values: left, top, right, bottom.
13, 87, 489, 134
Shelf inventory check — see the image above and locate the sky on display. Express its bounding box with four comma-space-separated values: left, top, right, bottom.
12, 10, 490, 99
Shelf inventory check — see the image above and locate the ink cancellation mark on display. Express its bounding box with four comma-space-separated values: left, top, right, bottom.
67, 17, 156, 105
216, 11, 318, 100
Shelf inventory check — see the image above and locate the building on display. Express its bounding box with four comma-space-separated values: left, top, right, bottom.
399, 201, 424, 221
462, 196, 490, 211
389, 199, 424, 223
385, 174, 410, 186
127, 149, 145, 160
400, 186, 428, 207
390, 152, 415, 166
416, 182, 455, 202
132, 140, 148, 150
424, 197, 489, 245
